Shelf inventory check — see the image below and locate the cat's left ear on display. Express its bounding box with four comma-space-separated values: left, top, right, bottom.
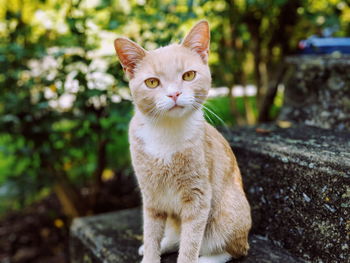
182, 20, 210, 64
114, 37, 147, 79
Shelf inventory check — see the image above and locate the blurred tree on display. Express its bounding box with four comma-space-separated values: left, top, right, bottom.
0, 0, 132, 217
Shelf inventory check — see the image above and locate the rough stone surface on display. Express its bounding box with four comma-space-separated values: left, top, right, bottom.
280, 55, 350, 131
225, 124, 350, 263
70, 208, 304, 263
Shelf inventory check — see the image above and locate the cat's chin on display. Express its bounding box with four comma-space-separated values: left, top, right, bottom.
164, 105, 191, 119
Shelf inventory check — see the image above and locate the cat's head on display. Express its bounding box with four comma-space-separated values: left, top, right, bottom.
114, 20, 211, 120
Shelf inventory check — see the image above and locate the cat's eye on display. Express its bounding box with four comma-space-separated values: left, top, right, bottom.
145, 78, 160, 88
182, 71, 196, 81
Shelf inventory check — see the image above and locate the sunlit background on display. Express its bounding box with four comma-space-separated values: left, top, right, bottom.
0, 0, 349, 262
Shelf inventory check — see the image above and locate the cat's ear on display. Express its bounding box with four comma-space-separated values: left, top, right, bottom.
182, 20, 210, 63
114, 37, 146, 78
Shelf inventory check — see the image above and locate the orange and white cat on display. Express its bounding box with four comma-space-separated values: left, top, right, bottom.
114, 20, 251, 263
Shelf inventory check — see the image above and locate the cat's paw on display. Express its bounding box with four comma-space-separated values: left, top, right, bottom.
138, 244, 144, 256
198, 253, 232, 263
198, 257, 215, 263
160, 238, 178, 255
140, 256, 161, 263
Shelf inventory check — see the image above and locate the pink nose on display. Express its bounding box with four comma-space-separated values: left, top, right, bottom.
167, 91, 182, 102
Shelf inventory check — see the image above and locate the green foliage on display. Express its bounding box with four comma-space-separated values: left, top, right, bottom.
0, 0, 349, 214
205, 96, 258, 127
0, 0, 134, 214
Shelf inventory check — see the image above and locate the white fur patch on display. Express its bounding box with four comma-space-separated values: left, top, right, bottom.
138, 244, 144, 256
134, 110, 204, 163
198, 252, 232, 263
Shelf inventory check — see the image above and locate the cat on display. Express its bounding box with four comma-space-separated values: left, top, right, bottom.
114, 20, 251, 263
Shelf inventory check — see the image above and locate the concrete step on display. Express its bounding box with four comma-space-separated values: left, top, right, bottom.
70, 208, 304, 263
225, 123, 350, 263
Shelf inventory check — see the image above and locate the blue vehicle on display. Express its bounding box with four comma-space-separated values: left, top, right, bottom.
298, 37, 350, 54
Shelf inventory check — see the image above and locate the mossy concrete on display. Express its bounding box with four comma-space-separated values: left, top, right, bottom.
70, 208, 304, 263
280, 55, 350, 131
225, 123, 350, 263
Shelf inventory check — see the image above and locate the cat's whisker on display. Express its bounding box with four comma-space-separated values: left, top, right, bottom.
150, 102, 168, 127
147, 105, 162, 124
190, 103, 213, 125
192, 100, 227, 128
154, 110, 163, 127
148, 105, 159, 116
196, 106, 215, 125
147, 106, 157, 113
152, 109, 163, 125
143, 103, 158, 110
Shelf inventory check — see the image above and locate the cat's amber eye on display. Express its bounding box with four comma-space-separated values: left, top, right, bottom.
145, 78, 160, 88
182, 71, 196, 81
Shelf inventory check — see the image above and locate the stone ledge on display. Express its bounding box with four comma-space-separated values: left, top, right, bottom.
225, 124, 350, 262
226, 124, 350, 178
70, 208, 304, 263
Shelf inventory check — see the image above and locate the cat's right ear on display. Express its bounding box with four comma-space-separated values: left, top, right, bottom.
182, 20, 210, 64
114, 38, 146, 79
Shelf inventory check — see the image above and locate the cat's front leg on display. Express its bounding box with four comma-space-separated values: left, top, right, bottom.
141, 207, 167, 263
177, 190, 211, 263
139, 216, 180, 256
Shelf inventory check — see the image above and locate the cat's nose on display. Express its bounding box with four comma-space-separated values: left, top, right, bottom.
167, 91, 182, 102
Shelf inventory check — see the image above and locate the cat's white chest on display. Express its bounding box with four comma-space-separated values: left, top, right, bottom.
135, 124, 190, 162
131, 111, 204, 163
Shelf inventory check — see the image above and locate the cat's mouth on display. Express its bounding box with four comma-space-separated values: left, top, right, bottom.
169, 105, 184, 111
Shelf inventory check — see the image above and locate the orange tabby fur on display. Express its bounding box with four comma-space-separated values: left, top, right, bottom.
114, 20, 251, 263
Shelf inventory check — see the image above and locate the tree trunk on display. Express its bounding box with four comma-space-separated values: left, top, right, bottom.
240, 71, 255, 125
253, 35, 263, 107
258, 66, 287, 122
90, 138, 107, 207
228, 86, 245, 125
53, 173, 88, 218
